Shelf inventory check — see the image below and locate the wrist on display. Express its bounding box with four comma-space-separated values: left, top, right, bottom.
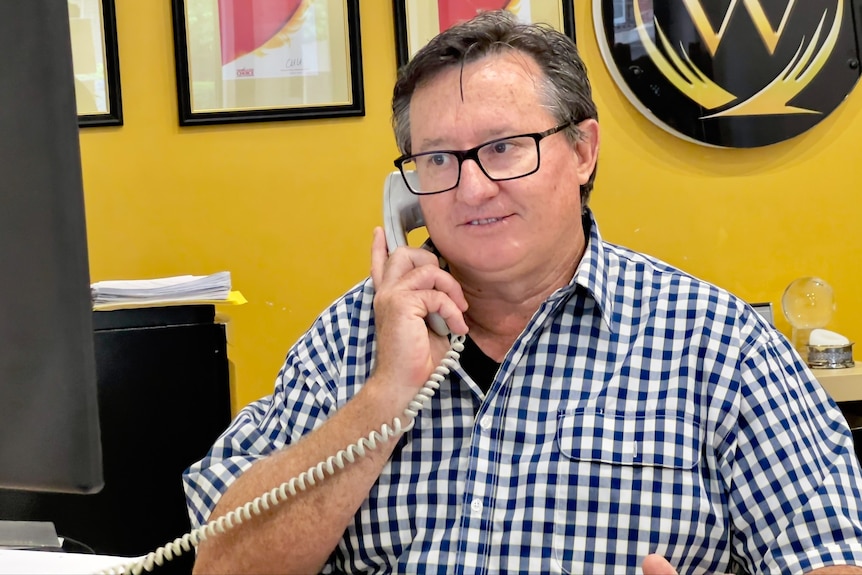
357, 374, 419, 428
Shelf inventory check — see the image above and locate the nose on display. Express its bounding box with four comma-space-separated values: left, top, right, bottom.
455, 159, 499, 205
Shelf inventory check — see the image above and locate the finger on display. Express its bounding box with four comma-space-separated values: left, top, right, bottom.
380, 245, 442, 286
641, 554, 678, 575
374, 267, 468, 335
396, 263, 469, 312
418, 290, 469, 335
370, 227, 388, 289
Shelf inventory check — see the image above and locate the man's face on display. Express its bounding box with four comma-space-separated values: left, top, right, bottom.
410, 52, 598, 286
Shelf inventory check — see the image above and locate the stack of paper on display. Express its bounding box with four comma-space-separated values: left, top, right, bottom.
91, 271, 245, 310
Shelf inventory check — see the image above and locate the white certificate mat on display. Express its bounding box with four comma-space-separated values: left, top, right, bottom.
0, 549, 142, 574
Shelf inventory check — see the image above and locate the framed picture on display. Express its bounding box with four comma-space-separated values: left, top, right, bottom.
171, 0, 365, 126
70, 0, 123, 127
393, 0, 576, 69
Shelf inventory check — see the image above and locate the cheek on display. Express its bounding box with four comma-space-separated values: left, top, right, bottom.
552, 155, 584, 206
537, 160, 582, 210
419, 197, 447, 233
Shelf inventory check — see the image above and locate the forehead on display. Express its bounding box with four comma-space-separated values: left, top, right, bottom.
408, 52, 552, 143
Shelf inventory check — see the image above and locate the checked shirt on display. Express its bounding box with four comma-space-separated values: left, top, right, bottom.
185, 212, 862, 574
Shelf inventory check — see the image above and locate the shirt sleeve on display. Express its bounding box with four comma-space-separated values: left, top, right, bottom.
724, 332, 862, 573
182, 280, 374, 529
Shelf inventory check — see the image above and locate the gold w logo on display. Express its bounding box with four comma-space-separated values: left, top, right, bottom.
631, 0, 844, 117
682, 0, 796, 56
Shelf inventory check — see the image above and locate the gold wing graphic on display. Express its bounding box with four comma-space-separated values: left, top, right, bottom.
633, 0, 737, 110
706, 2, 842, 118
631, 0, 842, 118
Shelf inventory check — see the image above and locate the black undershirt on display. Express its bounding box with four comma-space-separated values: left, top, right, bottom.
459, 335, 500, 395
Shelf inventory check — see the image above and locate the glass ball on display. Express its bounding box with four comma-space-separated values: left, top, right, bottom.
781, 277, 834, 330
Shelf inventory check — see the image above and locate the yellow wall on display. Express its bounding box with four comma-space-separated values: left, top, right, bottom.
81, 2, 862, 413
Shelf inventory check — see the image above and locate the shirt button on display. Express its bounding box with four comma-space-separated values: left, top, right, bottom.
479, 416, 492, 430
470, 499, 483, 514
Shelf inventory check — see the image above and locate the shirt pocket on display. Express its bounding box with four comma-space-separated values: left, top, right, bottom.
556, 407, 702, 468
552, 407, 703, 574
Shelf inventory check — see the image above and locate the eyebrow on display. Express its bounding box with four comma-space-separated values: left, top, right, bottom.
414, 127, 516, 153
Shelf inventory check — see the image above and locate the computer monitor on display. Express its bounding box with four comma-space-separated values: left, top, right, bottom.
0, 0, 103, 494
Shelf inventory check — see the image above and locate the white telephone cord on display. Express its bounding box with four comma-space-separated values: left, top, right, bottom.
101, 335, 465, 575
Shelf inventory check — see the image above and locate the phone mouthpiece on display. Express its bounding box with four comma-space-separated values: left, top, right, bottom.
427, 313, 450, 337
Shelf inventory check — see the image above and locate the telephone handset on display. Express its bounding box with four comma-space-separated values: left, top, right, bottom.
383, 170, 450, 336
100, 176, 464, 575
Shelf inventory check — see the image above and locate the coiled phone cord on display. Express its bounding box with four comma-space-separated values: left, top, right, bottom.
101, 335, 465, 575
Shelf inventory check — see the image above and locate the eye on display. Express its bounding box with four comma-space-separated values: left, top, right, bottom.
420, 153, 450, 168
490, 141, 512, 154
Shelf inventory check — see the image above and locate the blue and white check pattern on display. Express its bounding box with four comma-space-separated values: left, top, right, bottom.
185, 212, 862, 574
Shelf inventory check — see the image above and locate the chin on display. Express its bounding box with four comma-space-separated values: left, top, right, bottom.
447, 250, 521, 277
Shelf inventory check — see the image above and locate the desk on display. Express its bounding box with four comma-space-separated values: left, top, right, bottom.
812, 362, 862, 402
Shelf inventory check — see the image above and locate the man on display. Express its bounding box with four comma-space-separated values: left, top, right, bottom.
185, 10, 862, 574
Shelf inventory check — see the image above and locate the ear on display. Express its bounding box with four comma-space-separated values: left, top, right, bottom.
572, 119, 599, 186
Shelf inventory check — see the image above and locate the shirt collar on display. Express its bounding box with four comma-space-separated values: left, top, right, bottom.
569, 208, 617, 332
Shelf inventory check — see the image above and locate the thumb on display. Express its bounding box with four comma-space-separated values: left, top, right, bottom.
642, 553, 678, 575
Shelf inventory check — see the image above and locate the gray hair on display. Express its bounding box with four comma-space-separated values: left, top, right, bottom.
391, 10, 599, 204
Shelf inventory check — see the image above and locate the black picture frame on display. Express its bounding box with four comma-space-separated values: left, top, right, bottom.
750, 302, 776, 327
853, 0, 862, 68
393, 0, 576, 70
74, 0, 123, 127
171, 0, 365, 126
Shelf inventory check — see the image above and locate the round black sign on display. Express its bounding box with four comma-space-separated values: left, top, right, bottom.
593, 0, 861, 147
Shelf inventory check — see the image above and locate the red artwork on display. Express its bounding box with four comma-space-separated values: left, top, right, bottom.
437, 0, 512, 31
218, 0, 306, 65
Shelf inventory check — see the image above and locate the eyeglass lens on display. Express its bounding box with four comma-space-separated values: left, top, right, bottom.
402, 135, 540, 194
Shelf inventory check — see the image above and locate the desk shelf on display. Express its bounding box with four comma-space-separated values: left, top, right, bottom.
813, 362, 862, 402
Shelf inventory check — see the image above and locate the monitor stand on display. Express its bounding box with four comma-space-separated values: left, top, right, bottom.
0, 521, 61, 551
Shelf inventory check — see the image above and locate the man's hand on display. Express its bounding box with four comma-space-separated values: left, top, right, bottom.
642, 554, 679, 575
368, 227, 469, 409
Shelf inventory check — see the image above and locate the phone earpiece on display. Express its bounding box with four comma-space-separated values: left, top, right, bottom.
383, 170, 451, 336
383, 171, 424, 252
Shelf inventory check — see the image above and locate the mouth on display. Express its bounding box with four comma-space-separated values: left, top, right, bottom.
464, 215, 510, 226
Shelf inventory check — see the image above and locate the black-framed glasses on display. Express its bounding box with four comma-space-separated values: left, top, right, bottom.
394, 122, 571, 195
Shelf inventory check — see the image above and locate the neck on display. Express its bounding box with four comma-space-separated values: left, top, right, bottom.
455, 242, 584, 362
